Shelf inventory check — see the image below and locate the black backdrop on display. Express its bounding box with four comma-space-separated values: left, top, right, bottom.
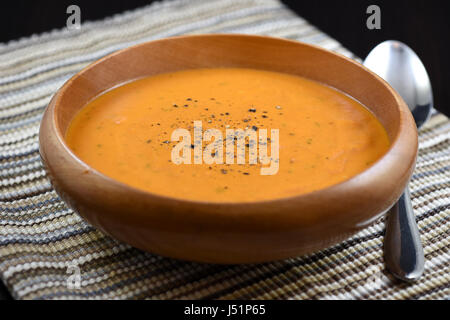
0, 0, 449, 300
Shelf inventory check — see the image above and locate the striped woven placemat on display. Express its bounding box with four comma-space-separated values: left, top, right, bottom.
0, 0, 449, 300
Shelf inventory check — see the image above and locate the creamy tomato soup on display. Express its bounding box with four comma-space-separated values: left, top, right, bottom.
65, 68, 390, 202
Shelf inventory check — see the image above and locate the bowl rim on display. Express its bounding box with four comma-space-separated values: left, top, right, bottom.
40, 33, 418, 208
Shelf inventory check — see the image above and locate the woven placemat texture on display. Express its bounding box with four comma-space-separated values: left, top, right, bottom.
0, 0, 449, 299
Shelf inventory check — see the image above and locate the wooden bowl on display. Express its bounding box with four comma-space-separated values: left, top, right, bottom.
39, 34, 418, 264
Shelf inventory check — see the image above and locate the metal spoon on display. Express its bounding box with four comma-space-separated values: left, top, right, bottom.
364, 40, 433, 281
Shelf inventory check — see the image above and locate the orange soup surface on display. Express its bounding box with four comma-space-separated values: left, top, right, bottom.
66, 68, 390, 202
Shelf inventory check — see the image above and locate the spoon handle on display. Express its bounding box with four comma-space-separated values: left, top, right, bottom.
384, 187, 425, 281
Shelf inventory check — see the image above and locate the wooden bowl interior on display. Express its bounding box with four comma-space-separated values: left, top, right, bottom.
55, 36, 399, 142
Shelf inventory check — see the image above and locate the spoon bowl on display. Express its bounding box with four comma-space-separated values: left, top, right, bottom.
364, 40, 433, 128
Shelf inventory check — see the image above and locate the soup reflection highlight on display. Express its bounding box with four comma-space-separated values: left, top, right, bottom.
65, 68, 390, 202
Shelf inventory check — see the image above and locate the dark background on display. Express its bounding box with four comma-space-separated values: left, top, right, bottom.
0, 0, 448, 300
